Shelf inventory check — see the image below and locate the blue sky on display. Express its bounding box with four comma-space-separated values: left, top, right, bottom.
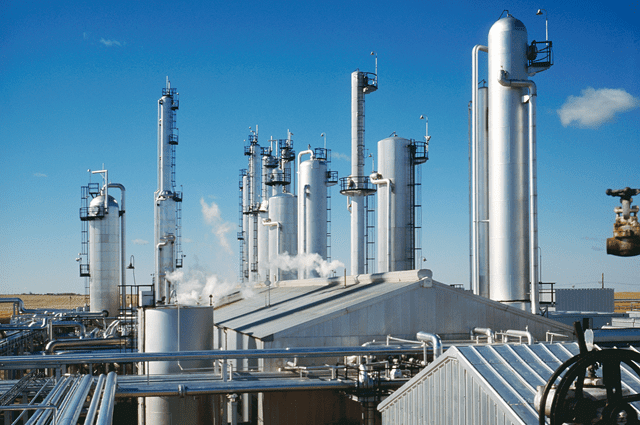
1, 0, 638, 295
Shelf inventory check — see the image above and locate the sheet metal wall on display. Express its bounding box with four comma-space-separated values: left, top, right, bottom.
380, 356, 522, 425
555, 288, 614, 313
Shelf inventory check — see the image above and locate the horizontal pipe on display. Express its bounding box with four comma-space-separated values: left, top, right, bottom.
503, 329, 534, 345
472, 327, 496, 344
116, 376, 406, 398
45, 337, 126, 354
0, 346, 426, 369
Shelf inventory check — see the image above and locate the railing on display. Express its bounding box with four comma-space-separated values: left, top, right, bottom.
339, 176, 376, 195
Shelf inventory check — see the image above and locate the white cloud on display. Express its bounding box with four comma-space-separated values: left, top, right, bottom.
558, 87, 639, 128
99, 38, 122, 47
200, 198, 234, 254
132, 239, 149, 245
33, 172, 47, 178
331, 151, 350, 161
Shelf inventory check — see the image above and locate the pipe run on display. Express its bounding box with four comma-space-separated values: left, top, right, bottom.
108, 183, 126, 310
45, 337, 127, 354
471, 327, 496, 344
471, 44, 488, 296
416, 332, 443, 359
502, 329, 534, 345
96, 372, 117, 425
497, 70, 539, 314
370, 172, 393, 272
56, 374, 93, 425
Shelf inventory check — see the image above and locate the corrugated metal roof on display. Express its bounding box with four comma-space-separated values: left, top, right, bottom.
214, 279, 419, 340
379, 343, 640, 424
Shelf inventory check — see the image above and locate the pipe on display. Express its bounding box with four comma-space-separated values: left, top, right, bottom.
96, 372, 117, 425
370, 172, 393, 271
45, 337, 126, 354
471, 45, 488, 295
156, 235, 175, 304
262, 219, 281, 281
25, 376, 72, 425
84, 374, 106, 425
108, 183, 126, 311
1, 346, 427, 370
56, 374, 93, 425
472, 327, 495, 343
416, 332, 443, 359
52, 320, 87, 337
503, 329, 534, 345
497, 70, 539, 314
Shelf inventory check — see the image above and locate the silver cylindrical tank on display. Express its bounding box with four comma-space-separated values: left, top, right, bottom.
268, 193, 297, 281
477, 86, 490, 298
376, 137, 413, 272
298, 158, 328, 278
89, 194, 120, 316
488, 15, 530, 307
144, 306, 214, 425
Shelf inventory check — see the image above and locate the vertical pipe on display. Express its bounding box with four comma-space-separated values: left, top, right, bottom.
471, 45, 488, 295
109, 184, 126, 311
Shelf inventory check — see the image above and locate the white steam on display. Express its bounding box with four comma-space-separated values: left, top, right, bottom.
200, 198, 234, 254
167, 268, 255, 306
557, 87, 639, 128
270, 252, 344, 278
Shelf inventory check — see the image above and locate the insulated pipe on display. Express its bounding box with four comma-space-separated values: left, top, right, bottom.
370, 172, 393, 272
45, 337, 126, 354
497, 70, 539, 314
108, 183, 126, 311
156, 235, 175, 303
0, 346, 427, 369
503, 329, 534, 345
85, 374, 106, 425
25, 376, 72, 425
56, 374, 93, 425
471, 45, 488, 295
96, 372, 117, 425
416, 332, 443, 359
472, 327, 495, 343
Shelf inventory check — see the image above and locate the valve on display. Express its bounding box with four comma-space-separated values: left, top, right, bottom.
606, 187, 640, 257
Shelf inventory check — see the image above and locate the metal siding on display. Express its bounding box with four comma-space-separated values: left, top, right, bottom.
555, 288, 615, 312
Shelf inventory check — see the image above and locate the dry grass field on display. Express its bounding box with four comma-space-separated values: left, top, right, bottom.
0, 294, 89, 322
614, 292, 640, 313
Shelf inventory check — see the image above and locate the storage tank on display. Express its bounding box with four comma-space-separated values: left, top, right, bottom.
375, 137, 413, 272
298, 152, 328, 278
487, 15, 530, 308
142, 305, 214, 425
267, 193, 297, 281
88, 193, 120, 316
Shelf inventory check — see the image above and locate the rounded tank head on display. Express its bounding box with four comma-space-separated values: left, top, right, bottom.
88, 194, 118, 218
489, 14, 527, 37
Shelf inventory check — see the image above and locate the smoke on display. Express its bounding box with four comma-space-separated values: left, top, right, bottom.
200, 198, 234, 254
132, 239, 149, 245
167, 268, 255, 306
331, 152, 351, 162
557, 87, 639, 128
270, 252, 344, 278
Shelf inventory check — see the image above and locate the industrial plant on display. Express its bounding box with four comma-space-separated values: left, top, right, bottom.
3, 13, 640, 425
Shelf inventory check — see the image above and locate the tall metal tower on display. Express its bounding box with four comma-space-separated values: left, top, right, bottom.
154, 78, 183, 304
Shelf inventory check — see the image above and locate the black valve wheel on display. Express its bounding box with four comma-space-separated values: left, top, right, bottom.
540, 349, 640, 425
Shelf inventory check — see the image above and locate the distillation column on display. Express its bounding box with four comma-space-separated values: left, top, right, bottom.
340, 71, 377, 275
155, 80, 182, 303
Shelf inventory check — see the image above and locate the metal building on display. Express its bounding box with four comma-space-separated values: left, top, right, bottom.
213, 270, 572, 424
378, 343, 640, 424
